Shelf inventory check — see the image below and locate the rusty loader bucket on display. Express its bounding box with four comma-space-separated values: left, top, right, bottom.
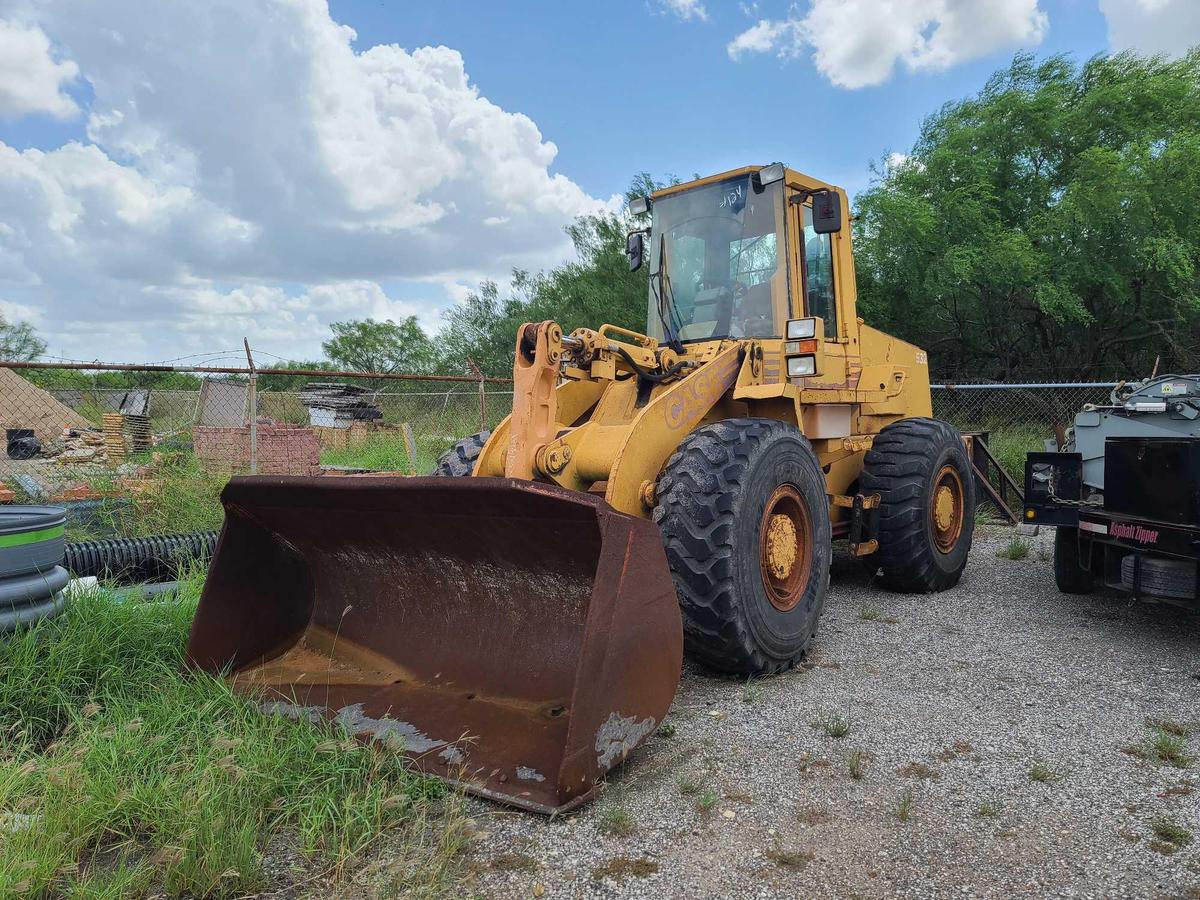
185, 475, 682, 813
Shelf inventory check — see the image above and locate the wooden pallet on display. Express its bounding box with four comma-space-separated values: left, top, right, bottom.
101, 413, 151, 462
101, 413, 126, 462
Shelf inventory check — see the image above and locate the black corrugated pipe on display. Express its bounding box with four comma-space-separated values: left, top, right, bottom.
64, 531, 218, 584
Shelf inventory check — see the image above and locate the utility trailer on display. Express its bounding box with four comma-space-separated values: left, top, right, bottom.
1024, 375, 1200, 607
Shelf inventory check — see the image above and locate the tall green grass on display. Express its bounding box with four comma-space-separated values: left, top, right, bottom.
984, 424, 1048, 483
69, 454, 227, 542
0, 576, 462, 897
320, 434, 442, 474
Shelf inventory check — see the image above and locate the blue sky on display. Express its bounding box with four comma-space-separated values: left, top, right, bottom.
0, 0, 1194, 362
332, 0, 1112, 198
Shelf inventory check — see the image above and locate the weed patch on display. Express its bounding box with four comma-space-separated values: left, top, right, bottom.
81, 455, 227, 541
997, 536, 1030, 560
897, 762, 940, 780
1028, 760, 1059, 783
491, 852, 539, 873
1150, 817, 1193, 855
847, 750, 868, 780
1125, 723, 1194, 769
1146, 717, 1193, 738
894, 789, 915, 822
597, 805, 635, 837
976, 799, 1001, 818
0, 588, 451, 898
812, 712, 851, 739
592, 857, 658, 880
766, 846, 814, 869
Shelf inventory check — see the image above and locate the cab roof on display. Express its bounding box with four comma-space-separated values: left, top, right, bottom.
648, 165, 842, 201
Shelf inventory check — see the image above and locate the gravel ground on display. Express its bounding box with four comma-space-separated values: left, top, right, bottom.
464, 526, 1200, 899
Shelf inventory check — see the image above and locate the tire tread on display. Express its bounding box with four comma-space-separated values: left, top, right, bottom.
860, 417, 974, 592
654, 418, 827, 674
434, 431, 491, 477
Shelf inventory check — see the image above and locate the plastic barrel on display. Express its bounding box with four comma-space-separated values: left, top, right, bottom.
0, 506, 66, 578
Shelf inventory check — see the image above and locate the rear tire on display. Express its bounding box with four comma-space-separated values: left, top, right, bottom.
434, 431, 491, 477
654, 418, 831, 675
1119, 553, 1195, 600
860, 418, 975, 592
1053, 526, 1096, 594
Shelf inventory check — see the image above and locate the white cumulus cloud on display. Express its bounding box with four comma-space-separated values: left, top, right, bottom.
726, 0, 1049, 88
0, 0, 608, 361
660, 0, 709, 22
0, 19, 79, 119
1099, 0, 1200, 57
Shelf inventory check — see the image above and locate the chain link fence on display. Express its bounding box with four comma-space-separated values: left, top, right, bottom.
930, 381, 1118, 483
0, 359, 1126, 539
0, 362, 512, 539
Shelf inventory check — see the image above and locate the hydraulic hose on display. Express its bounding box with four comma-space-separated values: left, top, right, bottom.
614, 346, 689, 383
64, 530, 218, 584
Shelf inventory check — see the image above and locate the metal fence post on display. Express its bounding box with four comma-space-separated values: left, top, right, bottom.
467, 357, 486, 432
244, 338, 257, 475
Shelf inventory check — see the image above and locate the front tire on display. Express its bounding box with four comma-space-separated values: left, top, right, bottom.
860, 418, 975, 592
654, 418, 831, 675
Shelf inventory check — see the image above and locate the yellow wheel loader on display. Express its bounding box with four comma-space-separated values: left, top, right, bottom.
186, 164, 975, 814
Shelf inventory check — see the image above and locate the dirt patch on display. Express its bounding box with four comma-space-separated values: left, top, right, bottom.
591, 856, 659, 880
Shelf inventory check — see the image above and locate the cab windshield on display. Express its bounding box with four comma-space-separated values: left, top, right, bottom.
646, 175, 786, 344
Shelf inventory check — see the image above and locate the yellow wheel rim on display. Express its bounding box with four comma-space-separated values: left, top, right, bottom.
931, 464, 965, 553
759, 485, 812, 611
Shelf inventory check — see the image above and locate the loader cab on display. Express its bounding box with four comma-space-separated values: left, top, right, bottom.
639, 165, 858, 349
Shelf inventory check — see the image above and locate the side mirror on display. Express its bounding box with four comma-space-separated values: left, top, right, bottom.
626, 232, 646, 272
811, 190, 843, 235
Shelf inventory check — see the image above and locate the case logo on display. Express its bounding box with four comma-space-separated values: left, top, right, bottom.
665, 353, 740, 431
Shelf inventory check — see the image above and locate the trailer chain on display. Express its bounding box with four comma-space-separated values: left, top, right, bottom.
1048, 492, 1104, 508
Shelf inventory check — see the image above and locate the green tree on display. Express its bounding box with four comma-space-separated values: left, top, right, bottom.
321, 317, 435, 375
0, 316, 46, 361
437, 175, 671, 376
256, 360, 339, 392
854, 51, 1200, 380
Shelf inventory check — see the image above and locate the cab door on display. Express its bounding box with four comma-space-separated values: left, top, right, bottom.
787, 194, 856, 390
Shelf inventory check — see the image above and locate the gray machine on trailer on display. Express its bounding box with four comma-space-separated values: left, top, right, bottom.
1025, 375, 1200, 606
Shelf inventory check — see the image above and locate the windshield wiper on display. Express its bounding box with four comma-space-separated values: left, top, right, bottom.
652, 232, 685, 353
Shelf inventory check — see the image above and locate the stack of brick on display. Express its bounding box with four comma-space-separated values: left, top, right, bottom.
194, 423, 321, 475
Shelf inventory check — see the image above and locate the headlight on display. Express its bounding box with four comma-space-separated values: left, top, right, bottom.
758, 162, 786, 185
786, 318, 817, 340
787, 355, 817, 378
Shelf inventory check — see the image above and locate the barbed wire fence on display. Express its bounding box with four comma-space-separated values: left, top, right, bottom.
0, 356, 1133, 538
0, 359, 513, 538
